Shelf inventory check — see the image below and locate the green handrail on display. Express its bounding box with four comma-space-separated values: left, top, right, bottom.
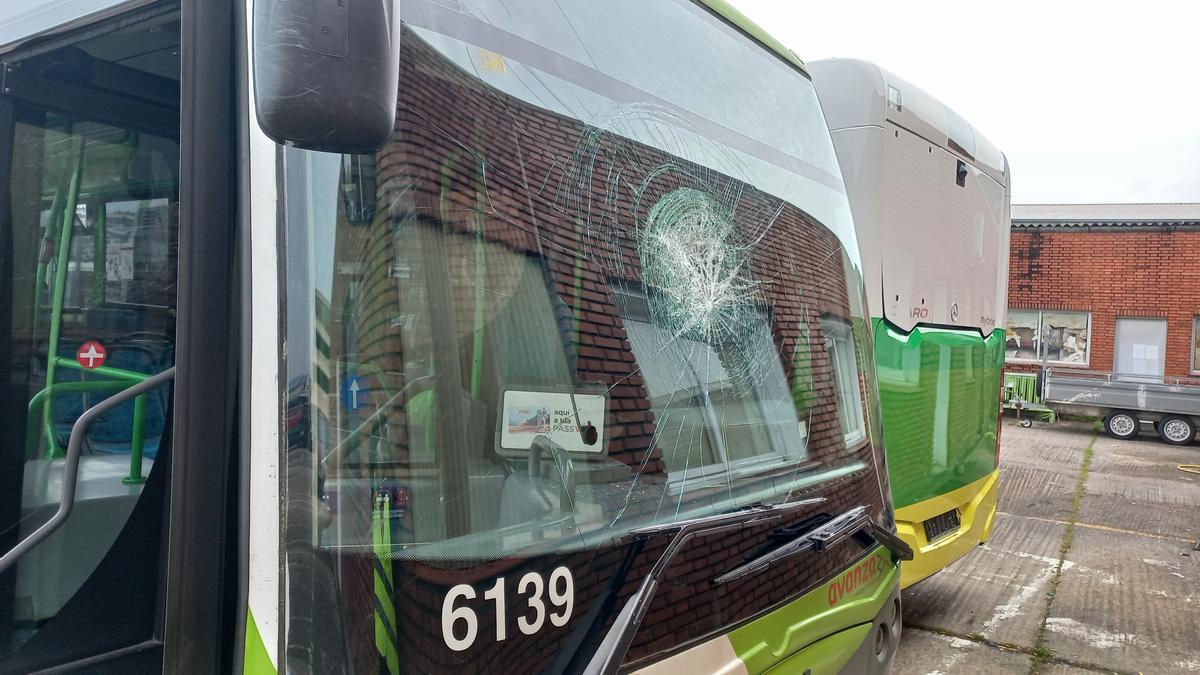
56, 358, 154, 484
26, 123, 162, 488
54, 356, 149, 383
26, 378, 153, 484
41, 135, 87, 454
30, 127, 77, 328
46, 358, 151, 455
127, 394, 148, 484
26, 379, 132, 458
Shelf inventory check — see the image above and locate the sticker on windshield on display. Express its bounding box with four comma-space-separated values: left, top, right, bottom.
498, 389, 606, 454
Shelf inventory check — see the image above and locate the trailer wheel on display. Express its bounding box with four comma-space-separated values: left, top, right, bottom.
1157, 415, 1195, 445
1104, 411, 1139, 440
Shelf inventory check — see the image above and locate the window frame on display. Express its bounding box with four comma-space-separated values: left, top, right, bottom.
1191, 316, 1200, 375
612, 286, 810, 488
1005, 309, 1092, 367
822, 318, 867, 449
0, 1, 239, 671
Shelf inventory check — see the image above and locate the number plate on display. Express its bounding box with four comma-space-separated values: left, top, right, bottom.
923, 509, 961, 542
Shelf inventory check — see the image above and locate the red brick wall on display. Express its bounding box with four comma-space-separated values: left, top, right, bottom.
1008, 228, 1200, 377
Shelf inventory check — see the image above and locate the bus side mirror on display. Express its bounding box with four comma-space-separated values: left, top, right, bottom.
252, 0, 401, 153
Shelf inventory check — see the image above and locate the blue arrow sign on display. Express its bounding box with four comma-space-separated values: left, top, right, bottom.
341, 374, 368, 412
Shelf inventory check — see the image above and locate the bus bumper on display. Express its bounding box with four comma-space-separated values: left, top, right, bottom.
777, 581, 902, 675
896, 468, 999, 589
634, 548, 902, 675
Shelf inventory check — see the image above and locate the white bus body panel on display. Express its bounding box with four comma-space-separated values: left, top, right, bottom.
810, 59, 1010, 334
244, 0, 282, 659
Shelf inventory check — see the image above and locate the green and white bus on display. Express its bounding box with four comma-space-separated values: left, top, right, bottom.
0, 2, 910, 672
811, 60, 1010, 588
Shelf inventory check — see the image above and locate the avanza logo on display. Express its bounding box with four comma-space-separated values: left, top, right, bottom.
826, 555, 889, 606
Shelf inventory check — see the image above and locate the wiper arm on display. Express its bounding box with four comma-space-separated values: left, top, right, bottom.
581, 497, 826, 675
712, 505, 913, 586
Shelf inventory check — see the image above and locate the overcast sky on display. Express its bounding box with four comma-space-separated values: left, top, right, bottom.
734, 1, 1200, 205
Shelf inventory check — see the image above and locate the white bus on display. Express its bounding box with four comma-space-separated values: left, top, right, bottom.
811, 59, 1011, 588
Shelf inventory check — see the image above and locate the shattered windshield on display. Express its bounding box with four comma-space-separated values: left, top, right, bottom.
282, 0, 878, 560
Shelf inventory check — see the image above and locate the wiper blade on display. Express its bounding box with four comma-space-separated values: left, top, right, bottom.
712, 505, 913, 586
581, 496, 826, 675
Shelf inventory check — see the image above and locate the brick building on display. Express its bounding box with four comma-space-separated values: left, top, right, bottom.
1006, 203, 1200, 379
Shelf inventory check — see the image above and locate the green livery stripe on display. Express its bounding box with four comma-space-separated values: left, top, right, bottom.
873, 320, 1004, 509
243, 608, 276, 675
374, 494, 401, 675
767, 624, 870, 674
728, 547, 896, 673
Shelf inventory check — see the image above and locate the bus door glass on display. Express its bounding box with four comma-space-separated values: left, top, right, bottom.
0, 7, 180, 668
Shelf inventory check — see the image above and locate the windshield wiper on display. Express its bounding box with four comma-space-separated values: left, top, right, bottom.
712, 505, 913, 586
581, 496, 826, 675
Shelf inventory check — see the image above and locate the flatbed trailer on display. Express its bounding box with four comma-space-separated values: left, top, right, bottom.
1040, 368, 1200, 445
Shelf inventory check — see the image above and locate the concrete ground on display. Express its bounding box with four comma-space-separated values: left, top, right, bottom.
892, 418, 1200, 675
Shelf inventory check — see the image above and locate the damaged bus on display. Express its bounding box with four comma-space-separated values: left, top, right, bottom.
0, 2, 909, 673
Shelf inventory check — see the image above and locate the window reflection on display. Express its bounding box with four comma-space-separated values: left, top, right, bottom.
280, 1, 884, 670
286, 17, 870, 560
1005, 309, 1090, 364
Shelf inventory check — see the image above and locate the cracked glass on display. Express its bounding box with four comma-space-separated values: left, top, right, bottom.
283, 0, 875, 555
279, 0, 884, 669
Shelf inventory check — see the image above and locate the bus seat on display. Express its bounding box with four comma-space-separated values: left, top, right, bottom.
87, 344, 167, 458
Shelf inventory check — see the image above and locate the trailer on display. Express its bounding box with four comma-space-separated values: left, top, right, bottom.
1039, 368, 1200, 445
1004, 372, 1056, 427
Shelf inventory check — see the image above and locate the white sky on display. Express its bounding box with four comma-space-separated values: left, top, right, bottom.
734, 0, 1200, 204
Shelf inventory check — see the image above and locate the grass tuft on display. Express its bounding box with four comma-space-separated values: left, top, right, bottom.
1027, 422, 1098, 674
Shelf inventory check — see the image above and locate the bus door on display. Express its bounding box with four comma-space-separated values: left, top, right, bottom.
0, 2, 236, 671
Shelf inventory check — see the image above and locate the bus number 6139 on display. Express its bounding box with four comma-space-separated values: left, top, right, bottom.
441, 566, 575, 652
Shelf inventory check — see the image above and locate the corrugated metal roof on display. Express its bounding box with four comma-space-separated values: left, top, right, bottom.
1012, 203, 1200, 229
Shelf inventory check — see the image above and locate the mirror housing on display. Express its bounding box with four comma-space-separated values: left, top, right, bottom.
252, 0, 401, 153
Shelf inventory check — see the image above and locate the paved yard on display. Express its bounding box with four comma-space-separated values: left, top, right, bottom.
893, 419, 1200, 674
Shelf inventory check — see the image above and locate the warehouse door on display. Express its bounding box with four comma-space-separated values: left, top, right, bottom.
1114, 318, 1167, 381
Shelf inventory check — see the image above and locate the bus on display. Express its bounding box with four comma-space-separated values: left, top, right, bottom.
809, 60, 1010, 588
0, 3, 910, 673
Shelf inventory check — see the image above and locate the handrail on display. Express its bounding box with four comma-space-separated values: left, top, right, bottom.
27, 360, 158, 482
25, 379, 134, 459
53, 356, 150, 383
39, 135, 87, 464
0, 367, 175, 576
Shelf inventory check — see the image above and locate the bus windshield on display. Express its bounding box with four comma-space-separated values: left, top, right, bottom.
279, 0, 884, 667
283, 0, 873, 558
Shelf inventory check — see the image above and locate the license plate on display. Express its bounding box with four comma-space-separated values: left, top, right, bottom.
923, 509, 961, 542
